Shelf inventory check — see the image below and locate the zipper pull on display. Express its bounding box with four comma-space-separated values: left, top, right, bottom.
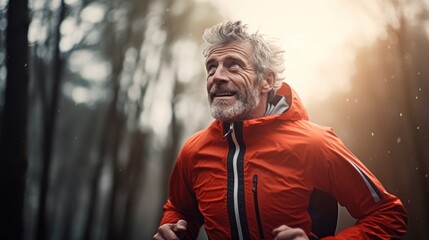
223, 122, 234, 138
253, 174, 258, 192
252, 174, 265, 240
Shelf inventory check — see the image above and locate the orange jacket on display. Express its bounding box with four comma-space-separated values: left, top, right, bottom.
160, 83, 408, 239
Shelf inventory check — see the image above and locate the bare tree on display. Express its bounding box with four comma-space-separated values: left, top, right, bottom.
0, 0, 29, 239
35, 0, 66, 239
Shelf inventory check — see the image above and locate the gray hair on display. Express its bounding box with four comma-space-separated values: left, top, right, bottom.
202, 21, 285, 90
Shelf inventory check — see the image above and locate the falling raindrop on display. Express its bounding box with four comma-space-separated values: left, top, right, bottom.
397, 137, 402, 143
417, 126, 420, 130
371, 132, 374, 136
399, 113, 403, 117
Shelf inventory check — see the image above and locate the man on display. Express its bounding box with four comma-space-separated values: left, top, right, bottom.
153, 21, 407, 240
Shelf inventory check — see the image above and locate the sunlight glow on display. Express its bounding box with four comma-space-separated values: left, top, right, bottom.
140, 67, 175, 144
0, 0, 8, 9
172, 39, 201, 83
60, 17, 83, 52
71, 86, 91, 104
212, 0, 402, 104
28, 19, 48, 43
63, 81, 109, 105
64, 0, 79, 6
80, 61, 111, 82
69, 50, 111, 82
81, 2, 106, 24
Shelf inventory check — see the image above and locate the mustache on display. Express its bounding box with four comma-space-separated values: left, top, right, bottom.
209, 83, 237, 96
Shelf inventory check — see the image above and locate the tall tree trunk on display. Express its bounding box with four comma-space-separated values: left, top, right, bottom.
104, 2, 132, 237
106, 114, 125, 240
0, 0, 29, 239
395, 14, 429, 221
36, 0, 66, 239
62, 112, 97, 240
83, 78, 120, 240
120, 131, 146, 240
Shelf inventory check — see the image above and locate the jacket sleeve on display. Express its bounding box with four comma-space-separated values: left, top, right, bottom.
311, 128, 408, 240
159, 143, 204, 239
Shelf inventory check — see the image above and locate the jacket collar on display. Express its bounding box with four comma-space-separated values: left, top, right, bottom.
209, 82, 309, 134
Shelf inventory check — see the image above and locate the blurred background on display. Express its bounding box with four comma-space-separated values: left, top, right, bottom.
0, 0, 428, 239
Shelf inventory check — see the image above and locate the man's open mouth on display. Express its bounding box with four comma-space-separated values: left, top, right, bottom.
213, 92, 237, 98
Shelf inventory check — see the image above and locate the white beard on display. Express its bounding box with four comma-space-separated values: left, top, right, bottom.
209, 84, 260, 122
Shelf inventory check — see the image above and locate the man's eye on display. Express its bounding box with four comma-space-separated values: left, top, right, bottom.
207, 66, 217, 75
228, 62, 240, 68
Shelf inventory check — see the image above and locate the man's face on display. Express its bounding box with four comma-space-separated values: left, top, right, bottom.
205, 41, 264, 122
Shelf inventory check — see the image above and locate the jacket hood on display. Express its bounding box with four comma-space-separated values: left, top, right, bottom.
274, 82, 309, 121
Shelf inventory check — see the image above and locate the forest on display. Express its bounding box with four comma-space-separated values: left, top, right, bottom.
0, 0, 428, 239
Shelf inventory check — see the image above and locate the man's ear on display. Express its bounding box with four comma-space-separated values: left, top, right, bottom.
261, 72, 275, 93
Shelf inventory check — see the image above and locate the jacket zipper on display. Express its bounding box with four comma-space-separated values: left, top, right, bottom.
230, 123, 244, 240
253, 174, 264, 240
224, 122, 234, 138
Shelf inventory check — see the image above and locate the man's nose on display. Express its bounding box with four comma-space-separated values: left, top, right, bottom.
212, 65, 228, 83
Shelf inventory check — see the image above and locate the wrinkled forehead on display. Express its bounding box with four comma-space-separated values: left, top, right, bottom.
205, 40, 254, 63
